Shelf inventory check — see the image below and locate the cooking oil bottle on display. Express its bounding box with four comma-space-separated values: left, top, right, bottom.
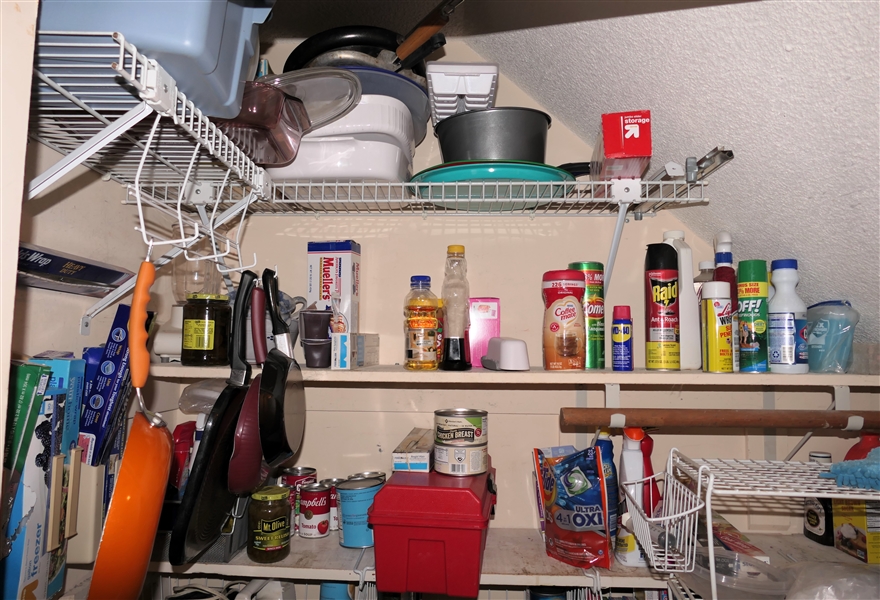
404, 275, 439, 370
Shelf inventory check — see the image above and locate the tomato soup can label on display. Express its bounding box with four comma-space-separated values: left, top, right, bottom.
299, 483, 331, 538
645, 268, 680, 370
701, 298, 734, 373
434, 408, 487, 446
320, 478, 345, 531
336, 477, 384, 548
434, 442, 488, 476
281, 466, 317, 534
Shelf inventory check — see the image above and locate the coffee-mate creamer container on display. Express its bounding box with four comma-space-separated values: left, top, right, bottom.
644, 244, 680, 370
542, 270, 586, 370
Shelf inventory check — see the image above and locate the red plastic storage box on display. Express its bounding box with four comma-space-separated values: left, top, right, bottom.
368, 460, 497, 597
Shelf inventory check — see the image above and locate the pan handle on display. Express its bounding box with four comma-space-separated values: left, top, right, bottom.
229, 271, 258, 388
262, 269, 289, 336
129, 261, 155, 390
252, 285, 267, 366
396, 0, 463, 61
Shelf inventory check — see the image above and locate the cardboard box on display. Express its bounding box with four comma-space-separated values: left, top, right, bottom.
307, 240, 361, 334
468, 298, 500, 368
331, 333, 379, 370
591, 110, 652, 181
392, 428, 434, 472
832, 499, 879, 564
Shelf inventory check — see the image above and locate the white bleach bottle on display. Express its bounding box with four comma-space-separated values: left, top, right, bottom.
616, 427, 647, 567
663, 231, 701, 369
768, 259, 809, 373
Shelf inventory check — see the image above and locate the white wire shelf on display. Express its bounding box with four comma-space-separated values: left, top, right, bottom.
30, 31, 265, 199
673, 453, 880, 500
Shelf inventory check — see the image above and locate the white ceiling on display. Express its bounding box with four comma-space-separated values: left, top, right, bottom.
264, 0, 879, 342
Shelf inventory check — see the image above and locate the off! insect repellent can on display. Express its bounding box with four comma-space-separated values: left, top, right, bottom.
568, 262, 605, 369
700, 282, 734, 373
738, 259, 769, 372
645, 244, 680, 370
611, 305, 633, 371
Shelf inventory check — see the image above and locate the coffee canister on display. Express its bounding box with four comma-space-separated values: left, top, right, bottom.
336, 477, 384, 548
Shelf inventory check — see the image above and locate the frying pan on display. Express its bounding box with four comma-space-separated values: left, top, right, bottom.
89, 261, 172, 600
227, 285, 269, 496
261, 269, 306, 468
169, 270, 257, 566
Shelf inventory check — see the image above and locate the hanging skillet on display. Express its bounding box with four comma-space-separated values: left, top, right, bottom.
169, 270, 257, 565
89, 261, 172, 600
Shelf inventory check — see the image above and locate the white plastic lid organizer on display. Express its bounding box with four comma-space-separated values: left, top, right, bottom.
427, 62, 499, 126
37, 0, 274, 119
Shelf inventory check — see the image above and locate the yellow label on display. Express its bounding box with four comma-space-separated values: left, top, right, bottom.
612, 323, 632, 343
832, 499, 880, 564
252, 516, 290, 551
701, 299, 733, 373
738, 281, 768, 298
182, 319, 215, 351
646, 342, 679, 370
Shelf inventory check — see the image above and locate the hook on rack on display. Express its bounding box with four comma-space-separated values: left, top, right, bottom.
215, 189, 258, 274
352, 547, 375, 591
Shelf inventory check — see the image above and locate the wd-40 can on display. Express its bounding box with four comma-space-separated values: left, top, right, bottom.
568, 262, 605, 369
700, 282, 734, 373
737, 259, 769, 372
645, 244, 680, 370
611, 305, 633, 371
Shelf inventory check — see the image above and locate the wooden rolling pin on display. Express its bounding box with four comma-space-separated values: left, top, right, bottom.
560, 408, 880, 430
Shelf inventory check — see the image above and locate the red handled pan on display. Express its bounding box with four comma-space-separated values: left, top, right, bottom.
169, 270, 257, 565
89, 261, 172, 600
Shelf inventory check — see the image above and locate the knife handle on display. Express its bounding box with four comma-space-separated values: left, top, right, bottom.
397, 11, 449, 61
262, 269, 289, 336
252, 285, 267, 365
129, 261, 155, 390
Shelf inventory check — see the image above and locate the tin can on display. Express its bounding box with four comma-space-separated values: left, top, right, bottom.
320, 478, 345, 531
568, 262, 605, 370
528, 587, 571, 600
298, 482, 331, 538
737, 259, 769, 372
336, 477, 384, 548
701, 282, 734, 373
434, 442, 488, 476
281, 466, 317, 534
645, 244, 680, 370
347, 471, 386, 482
611, 305, 634, 371
434, 408, 488, 446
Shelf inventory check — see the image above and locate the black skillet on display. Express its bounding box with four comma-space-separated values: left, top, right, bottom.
169, 270, 257, 566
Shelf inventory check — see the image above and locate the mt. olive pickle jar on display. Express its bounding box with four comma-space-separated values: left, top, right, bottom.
181, 293, 230, 366
248, 486, 291, 563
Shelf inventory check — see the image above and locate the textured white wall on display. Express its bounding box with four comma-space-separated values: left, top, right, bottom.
464, 1, 880, 342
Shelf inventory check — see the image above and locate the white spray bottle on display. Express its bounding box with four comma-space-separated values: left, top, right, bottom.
664, 231, 700, 369
616, 427, 647, 567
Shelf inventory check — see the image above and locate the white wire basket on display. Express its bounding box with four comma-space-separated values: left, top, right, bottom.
620, 449, 706, 573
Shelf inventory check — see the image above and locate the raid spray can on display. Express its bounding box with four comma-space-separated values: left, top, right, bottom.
700, 282, 734, 373
568, 262, 605, 369
612, 305, 633, 371
645, 244, 680, 370
737, 259, 769, 372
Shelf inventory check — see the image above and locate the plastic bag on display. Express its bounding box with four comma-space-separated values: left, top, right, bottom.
178, 378, 227, 414
806, 300, 859, 373
783, 561, 880, 599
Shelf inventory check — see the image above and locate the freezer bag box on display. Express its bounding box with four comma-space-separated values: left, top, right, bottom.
307, 240, 361, 334
369, 459, 497, 597
832, 499, 880, 564
591, 110, 652, 180
391, 428, 434, 472
468, 298, 501, 368
331, 332, 379, 370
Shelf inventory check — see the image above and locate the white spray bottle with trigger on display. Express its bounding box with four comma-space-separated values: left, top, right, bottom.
663, 231, 701, 369
616, 427, 647, 567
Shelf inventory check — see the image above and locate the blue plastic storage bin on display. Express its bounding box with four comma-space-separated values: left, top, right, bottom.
38, 0, 274, 118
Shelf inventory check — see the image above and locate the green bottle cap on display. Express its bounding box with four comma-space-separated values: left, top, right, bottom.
738, 259, 768, 283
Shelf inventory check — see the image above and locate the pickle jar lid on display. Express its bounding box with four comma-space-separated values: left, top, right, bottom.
251, 485, 290, 502
186, 293, 229, 302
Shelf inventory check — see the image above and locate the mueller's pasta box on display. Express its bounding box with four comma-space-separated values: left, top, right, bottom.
307, 240, 361, 334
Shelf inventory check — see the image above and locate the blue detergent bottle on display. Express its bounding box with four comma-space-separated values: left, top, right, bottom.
594, 429, 619, 538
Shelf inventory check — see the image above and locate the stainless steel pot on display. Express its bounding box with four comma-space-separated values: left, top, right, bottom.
434, 108, 552, 163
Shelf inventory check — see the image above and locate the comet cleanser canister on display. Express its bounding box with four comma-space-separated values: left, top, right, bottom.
645, 244, 680, 370
568, 262, 605, 370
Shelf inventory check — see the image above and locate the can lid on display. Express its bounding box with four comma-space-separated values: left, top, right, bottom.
771, 258, 798, 271
808, 451, 832, 463
645, 243, 678, 271
301, 482, 330, 493
336, 477, 384, 491
662, 230, 685, 240
612, 305, 631, 320
319, 478, 346, 486
186, 293, 229, 301
738, 259, 768, 284
542, 269, 585, 282
567, 261, 604, 272
410, 275, 431, 286
715, 251, 733, 266
447, 244, 465, 254
698, 261, 715, 271
702, 281, 730, 299
251, 485, 290, 502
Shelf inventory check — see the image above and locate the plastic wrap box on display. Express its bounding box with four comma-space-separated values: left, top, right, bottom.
368, 460, 497, 597
331, 333, 379, 370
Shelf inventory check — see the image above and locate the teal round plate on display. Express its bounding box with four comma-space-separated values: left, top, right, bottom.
410, 161, 575, 210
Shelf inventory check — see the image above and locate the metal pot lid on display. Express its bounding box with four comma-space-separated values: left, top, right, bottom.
257, 67, 362, 134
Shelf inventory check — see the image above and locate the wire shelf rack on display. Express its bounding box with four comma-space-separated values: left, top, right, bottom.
30, 31, 265, 194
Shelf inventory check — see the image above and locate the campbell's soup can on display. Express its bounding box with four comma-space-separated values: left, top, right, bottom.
542, 270, 586, 370
569, 262, 605, 370
298, 482, 331, 538
281, 466, 317, 534
434, 408, 488, 446
319, 478, 345, 531
645, 244, 680, 370
434, 442, 488, 476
